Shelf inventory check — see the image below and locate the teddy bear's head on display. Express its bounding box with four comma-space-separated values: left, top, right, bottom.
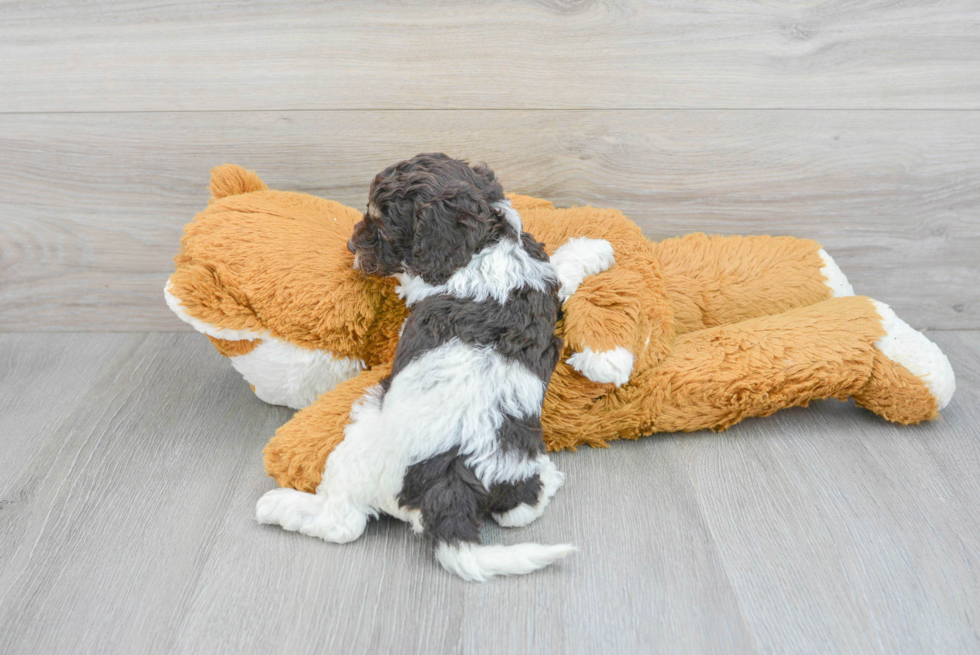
165, 165, 407, 409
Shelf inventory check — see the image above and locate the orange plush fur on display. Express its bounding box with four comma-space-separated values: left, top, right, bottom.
168, 165, 948, 493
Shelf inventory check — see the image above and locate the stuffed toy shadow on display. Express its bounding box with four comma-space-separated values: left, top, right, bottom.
166, 165, 956, 493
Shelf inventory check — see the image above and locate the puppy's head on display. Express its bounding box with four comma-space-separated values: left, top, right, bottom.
348, 153, 509, 285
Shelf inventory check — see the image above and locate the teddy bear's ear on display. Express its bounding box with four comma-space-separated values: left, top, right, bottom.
209, 164, 268, 202
506, 193, 555, 211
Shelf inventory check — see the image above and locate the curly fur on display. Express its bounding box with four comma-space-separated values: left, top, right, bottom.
349, 153, 509, 284
258, 154, 574, 581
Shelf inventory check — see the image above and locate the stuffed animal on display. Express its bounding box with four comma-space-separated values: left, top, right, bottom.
166, 165, 956, 495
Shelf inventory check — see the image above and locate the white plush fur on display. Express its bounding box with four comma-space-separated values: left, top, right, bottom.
870, 301, 956, 410
549, 237, 616, 302
566, 346, 634, 387
165, 279, 363, 409
229, 338, 364, 410
435, 542, 576, 583
164, 280, 258, 341
493, 456, 566, 528
817, 249, 855, 298
394, 201, 556, 307
256, 338, 574, 579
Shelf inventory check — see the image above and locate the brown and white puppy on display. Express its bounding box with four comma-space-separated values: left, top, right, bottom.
256, 154, 574, 581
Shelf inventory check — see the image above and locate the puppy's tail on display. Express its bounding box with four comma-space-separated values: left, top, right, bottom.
209, 164, 268, 202
435, 541, 575, 582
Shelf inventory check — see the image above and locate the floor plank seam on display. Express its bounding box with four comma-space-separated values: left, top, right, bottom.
3, 107, 980, 116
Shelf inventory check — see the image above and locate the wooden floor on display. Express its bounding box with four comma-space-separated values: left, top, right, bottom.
0, 331, 977, 654
1, 2, 978, 333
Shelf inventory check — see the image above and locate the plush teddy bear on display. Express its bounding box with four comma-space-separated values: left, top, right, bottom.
166, 165, 956, 494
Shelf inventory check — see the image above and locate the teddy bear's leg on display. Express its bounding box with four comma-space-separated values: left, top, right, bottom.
540, 295, 954, 449
644, 295, 954, 433
263, 366, 392, 492
558, 252, 676, 387
550, 238, 648, 386
560, 265, 644, 387
651, 233, 854, 334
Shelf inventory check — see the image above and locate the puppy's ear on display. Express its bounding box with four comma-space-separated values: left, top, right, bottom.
409, 182, 497, 284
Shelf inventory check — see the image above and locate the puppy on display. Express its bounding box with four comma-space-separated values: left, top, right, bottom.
256, 153, 574, 581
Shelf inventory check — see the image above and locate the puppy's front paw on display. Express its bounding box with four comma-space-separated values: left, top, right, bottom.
566, 346, 634, 386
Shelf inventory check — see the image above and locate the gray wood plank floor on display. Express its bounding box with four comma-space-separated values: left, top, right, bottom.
2, 110, 978, 332
3, 0, 979, 111
1, 331, 977, 654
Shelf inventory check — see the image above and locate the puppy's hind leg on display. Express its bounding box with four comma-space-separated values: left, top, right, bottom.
255, 384, 386, 543
255, 487, 325, 534
490, 455, 565, 528
256, 439, 374, 543
255, 488, 368, 543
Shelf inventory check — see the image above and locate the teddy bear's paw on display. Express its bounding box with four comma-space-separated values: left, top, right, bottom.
550, 238, 615, 302
870, 300, 956, 410
818, 249, 855, 297
566, 346, 634, 386
493, 457, 565, 528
